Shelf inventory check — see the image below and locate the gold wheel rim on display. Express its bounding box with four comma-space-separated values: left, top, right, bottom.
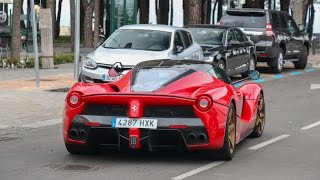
256, 96, 265, 134
228, 108, 236, 154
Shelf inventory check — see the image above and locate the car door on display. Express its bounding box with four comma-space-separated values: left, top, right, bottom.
286, 15, 305, 57
224, 29, 241, 75
180, 30, 202, 60
233, 28, 251, 72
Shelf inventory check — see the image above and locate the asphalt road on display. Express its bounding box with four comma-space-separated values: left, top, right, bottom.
1, 68, 320, 180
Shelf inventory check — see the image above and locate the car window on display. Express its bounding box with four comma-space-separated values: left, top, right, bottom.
208, 67, 231, 84
271, 13, 280, 29
187, 32, 193, 44
220, 11, 266, 28
279, 14, 288, 29
287, 16, 299, 33
104, 29, 171, 51
181, 31, 191, 48
227, 29, 235, 43
174, 32, 185, 48
234, 29, 245, 42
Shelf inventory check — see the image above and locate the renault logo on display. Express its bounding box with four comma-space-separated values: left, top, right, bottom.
131, 105, 137, 112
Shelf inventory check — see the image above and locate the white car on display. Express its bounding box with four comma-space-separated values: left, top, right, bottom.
79, 24, 204, 83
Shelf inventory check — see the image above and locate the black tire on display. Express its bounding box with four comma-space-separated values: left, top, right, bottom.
294, 46, 308, 69
242, 56, 256, 78
216, 60, 226, 71
65, 143, 97, 155
270, 49, 284, 74
250, 93, 266, 138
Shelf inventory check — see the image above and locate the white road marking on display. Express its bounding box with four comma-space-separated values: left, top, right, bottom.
301, 120, 320, 130
248, 134, 290, 150
171, 161, 225, 180
0, 124, 9, 129
21, 118, 61, 128
310, 84, 320, 90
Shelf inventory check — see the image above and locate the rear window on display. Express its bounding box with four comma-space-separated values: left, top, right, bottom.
220, 11, 266, 28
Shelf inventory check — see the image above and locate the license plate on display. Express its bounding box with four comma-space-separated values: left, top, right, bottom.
102, 75, 123, 81
112, 118, 158, 129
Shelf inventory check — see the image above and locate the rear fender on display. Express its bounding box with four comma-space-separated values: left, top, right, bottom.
237, 83, 263, 121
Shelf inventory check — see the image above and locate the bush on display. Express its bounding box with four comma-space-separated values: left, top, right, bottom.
0, 53, 74, 69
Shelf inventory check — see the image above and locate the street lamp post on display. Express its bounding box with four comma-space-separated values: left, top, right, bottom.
74, 0, 80, 81
30, 0, 40, 87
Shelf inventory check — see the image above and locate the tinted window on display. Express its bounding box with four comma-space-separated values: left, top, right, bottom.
271, 13, 280, 29
181, 31, 191, 48
208, 67, 231, 84
104, 29, 171, 51
234, 29, 245, 42
188, 28, 224, 45
279, 14, 288, 29
221, 11, 266, 28
174, 32, 184, 48
227, 29, 235, 43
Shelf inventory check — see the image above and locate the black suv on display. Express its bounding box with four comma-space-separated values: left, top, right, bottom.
219, 9, 310, 73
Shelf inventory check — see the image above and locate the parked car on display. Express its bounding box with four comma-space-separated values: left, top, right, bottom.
63, 59, 265, 160
219, 9, 310, 73
186, 25, 256, 77
79, 24, 204, 83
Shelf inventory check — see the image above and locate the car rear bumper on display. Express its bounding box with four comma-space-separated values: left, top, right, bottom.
65, 115, 210, 152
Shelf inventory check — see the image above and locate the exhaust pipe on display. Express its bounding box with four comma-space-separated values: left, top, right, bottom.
187, 133, 197, 143
69, 129, 78, 139
78, 129, 87, 140
198, 133, 207, 142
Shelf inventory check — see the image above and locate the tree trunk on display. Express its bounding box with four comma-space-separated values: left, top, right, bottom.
159, 0, 169, 24
55, 0, 63, 39
82, 0, 94, 48
308, 0, 315, 40
105, 0, 110, 37
94, 0, 100, 48
20, 0, 25, 29
268, 0, 272, 9
170, 0, 174, 25
183, 0, 202, 25
302, 0, 310, 26
138, 0, 149, 24
70, 0, 75, 52
280, 0, 290, 12
203, 0, 212, 24
217, 0, 223, 22
155, 0, 160, 24
46, 0, 56, 40
292, 0, 308, 26
11, 0, 21, 60
212, 0, 218, 24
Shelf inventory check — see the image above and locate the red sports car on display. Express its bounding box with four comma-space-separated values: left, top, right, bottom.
63, 60, 265, 160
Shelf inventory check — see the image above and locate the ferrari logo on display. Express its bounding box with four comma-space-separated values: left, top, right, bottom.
131, 105, 137, 112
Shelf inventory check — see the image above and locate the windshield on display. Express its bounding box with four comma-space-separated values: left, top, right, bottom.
131, 67, 193, 92
220, 11, 266, 28
104, 29, 172, 51
188, 28, 224, 46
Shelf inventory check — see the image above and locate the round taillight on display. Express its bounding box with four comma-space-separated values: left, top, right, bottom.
197, 96, 213, 111
67, 93, 82, 108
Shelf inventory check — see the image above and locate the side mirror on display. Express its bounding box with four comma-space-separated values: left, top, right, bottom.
228, 40, 240, 46
248, 70, 260, 80
174, 45, 184, 54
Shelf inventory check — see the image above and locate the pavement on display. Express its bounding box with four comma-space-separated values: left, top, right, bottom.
0, 66, 320, 180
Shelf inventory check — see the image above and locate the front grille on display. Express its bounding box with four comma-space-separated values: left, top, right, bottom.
144, 106, 196, 118
82, 104, 127, 116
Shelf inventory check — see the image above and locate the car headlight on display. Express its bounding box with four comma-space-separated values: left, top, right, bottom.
84, 58, 97, 69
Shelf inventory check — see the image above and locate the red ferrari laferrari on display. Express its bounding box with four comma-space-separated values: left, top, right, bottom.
63, 60, 265, 160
